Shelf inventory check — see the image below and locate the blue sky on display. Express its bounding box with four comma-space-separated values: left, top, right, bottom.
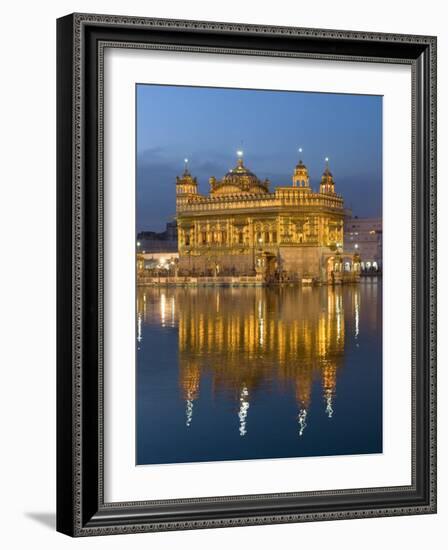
136, 84, 382, 232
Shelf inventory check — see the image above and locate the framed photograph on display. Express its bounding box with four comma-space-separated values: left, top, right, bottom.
57, 13, 437, 536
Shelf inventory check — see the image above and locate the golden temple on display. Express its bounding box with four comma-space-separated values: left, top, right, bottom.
175, 152, 360, 284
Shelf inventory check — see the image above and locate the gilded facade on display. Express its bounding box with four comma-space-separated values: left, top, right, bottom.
175, 153, 359, 284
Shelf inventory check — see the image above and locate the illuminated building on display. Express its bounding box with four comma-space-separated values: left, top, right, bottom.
175, 152, 360, 284
344, 216, 382, 273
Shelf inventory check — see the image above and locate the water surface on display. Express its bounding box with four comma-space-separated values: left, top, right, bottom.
136, 283, 382, 465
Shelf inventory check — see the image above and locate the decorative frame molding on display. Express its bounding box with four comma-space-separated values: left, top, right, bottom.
57, 13, 437, 536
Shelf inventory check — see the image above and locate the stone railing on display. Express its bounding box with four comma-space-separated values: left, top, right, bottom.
177, 191, 343, 214
137, 275, 264, 286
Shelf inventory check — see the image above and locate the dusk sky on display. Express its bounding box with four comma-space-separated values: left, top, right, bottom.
136, 84, 382, 232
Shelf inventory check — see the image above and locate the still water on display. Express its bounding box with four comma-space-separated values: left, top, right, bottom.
137, 283, 382, 465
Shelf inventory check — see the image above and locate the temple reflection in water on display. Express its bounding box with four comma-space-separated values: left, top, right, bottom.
137, 284, 381, 462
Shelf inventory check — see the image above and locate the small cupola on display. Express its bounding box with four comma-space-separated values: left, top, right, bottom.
320, 157, 336, 194
292, 148, 310, 188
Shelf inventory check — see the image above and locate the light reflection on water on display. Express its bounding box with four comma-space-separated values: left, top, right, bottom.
137, 283, 382, 465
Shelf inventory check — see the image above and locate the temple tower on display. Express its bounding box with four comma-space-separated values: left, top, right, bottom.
292, 150, 310, 188
176, 159, 198, 205
320, 157, 336, 194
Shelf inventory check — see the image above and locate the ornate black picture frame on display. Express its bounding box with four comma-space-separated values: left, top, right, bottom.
57, 13, 437, 536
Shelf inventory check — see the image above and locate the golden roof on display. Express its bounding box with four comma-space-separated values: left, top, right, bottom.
176, 167, 197, 186
321, 166, 335, 186
293, 159, 309, 179
295, 159, 308, 172
210, 157, 270, 195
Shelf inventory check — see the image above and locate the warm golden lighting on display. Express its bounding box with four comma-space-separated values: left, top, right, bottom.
136, 286, 347, 435
169, 154, 360, 285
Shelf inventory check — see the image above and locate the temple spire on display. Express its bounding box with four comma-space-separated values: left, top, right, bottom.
292, 148, 310, 188
183, 157, 190, 175
176, 158, 198, 201
320, 156, 336, 194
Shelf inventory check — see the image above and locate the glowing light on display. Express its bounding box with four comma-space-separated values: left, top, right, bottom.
258, 300, 264, 346
298, 409, 307, 436
354, 290, 360, 338
137, 312, 142, 343
137, 241, 141, 247
325, 390, 334, 418
186, 399, 194, 427
238, 387, 250, 437
336, 293, 342, 341
236, 150, 244, 157
160, 292, 166, 327
184, 158, 189, 163
325, 156, 329, 162
298, 147, 303, 153
158, 258, 169, 270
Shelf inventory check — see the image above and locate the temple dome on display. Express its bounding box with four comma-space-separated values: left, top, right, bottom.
292, 158, 310, 188
320, 167, 334, 184
176, 162, 198, 197
210, 156, 269, 195
319, 160, 336, 194
295, 159, 308, 171
176, 167, 197, 186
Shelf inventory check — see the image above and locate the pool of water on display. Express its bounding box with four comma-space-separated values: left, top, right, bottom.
136, 282, 382, 465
